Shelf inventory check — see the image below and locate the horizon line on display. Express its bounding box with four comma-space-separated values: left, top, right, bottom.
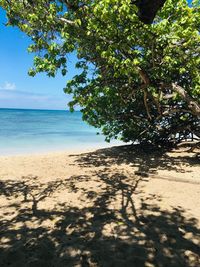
0, 107, 80, 112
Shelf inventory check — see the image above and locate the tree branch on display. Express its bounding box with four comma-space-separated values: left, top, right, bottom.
171, 83, 200, 117
59, 17, 76, 26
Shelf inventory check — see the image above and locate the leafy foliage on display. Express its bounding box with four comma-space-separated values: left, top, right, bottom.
0, 0, 199, 145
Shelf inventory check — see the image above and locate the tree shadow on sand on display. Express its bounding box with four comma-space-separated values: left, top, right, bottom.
0, 145, 200, 266
69, 144, 199, 175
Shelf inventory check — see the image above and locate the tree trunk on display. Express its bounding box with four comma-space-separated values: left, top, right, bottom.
134, 0, 167, 24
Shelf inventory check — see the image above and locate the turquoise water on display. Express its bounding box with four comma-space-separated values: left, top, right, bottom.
0, 108, 121, 155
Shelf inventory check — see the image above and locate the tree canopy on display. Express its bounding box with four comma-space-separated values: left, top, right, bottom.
0, 0, 200, 145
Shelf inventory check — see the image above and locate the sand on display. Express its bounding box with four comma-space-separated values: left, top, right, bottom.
0, 144, 199, 267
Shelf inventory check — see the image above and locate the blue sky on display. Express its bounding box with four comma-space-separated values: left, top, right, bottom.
0, 1, 192, 110
0, 8, 78, 110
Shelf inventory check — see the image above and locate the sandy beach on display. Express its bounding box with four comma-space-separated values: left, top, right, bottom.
0, 144, 200, 267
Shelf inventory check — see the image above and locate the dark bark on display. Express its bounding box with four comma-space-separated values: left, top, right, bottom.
134, 0, 167, 24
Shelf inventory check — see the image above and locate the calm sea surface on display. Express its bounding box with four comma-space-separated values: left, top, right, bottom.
0, 108, 121, 155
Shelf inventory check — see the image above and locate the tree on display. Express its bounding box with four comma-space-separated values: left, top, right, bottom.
0, 0, 199, 145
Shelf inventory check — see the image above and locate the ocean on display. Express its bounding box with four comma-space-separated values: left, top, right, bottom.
0, 108, 121, 155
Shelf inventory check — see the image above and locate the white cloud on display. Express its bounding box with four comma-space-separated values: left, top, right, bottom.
0, 81, 16, 90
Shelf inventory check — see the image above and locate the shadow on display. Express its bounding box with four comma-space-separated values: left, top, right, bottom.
0, 177, 66, 214
0, 166, 200, 266
69, 144, 200, 176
